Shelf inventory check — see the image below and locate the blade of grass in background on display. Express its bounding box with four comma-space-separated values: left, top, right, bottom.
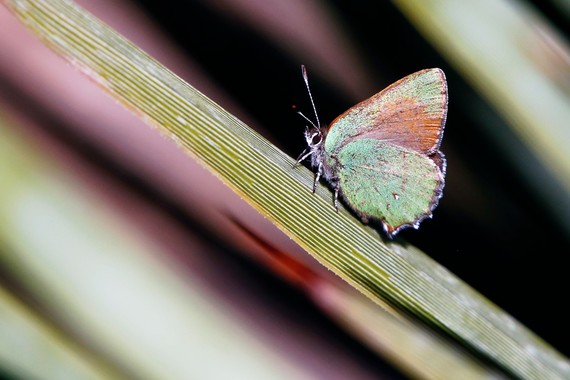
2, 1, 570, 378
309, 280, 509, 379
394, 0, 570, 234
0, 284, 126, 380
0, 115, 312, 379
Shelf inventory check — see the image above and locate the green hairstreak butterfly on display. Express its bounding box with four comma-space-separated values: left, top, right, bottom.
296, 66, 447, 238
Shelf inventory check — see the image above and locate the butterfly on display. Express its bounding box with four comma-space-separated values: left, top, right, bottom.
296, 66, 447, 238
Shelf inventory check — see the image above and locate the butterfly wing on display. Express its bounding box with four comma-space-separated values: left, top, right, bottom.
329, 138, 444, 237
325, 68, 447, 157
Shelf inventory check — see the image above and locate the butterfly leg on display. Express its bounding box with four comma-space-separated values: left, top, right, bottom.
334, 185, 340, 211
295, 148, 313, 166
313, 161, 322, 193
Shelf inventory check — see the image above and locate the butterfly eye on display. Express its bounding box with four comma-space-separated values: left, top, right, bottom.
311, 133, 322, 145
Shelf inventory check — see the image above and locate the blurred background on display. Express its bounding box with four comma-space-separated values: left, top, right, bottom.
0, 0, 569, 379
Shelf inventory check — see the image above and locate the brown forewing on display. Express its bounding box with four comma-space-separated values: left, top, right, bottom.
329, 69, 447, 155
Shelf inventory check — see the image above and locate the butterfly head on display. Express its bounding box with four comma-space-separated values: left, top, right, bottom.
304, 126, 323, 150
296, 125, 326, 168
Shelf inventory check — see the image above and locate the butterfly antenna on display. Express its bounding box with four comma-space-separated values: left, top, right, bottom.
297, 111, 317, 129
301, 65, 321, 129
